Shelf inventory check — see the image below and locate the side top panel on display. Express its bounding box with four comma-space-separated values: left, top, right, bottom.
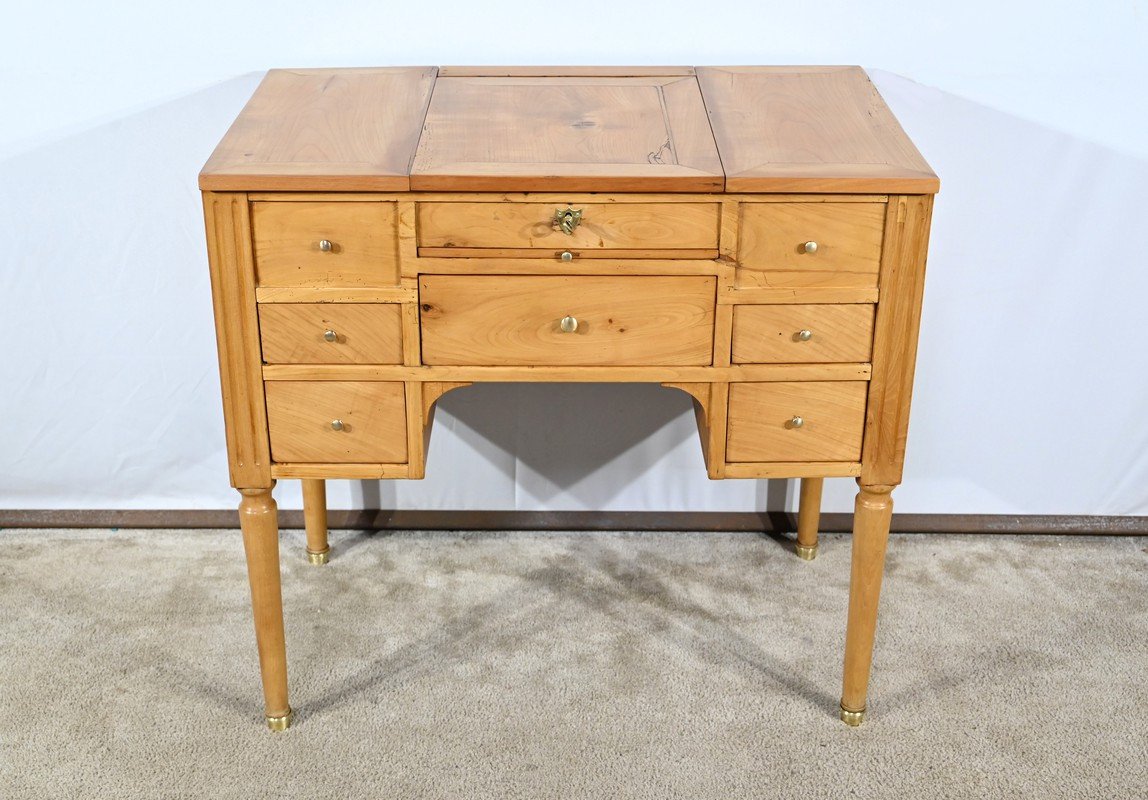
199, 67, 437, 192
697, 66, 939, 194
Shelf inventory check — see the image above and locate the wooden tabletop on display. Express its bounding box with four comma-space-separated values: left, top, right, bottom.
200, 66, 938, 194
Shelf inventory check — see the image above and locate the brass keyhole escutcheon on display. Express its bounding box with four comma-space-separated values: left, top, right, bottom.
552, 208, 583, 235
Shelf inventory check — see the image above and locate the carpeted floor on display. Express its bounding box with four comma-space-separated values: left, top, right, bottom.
0, 528, 1145, 799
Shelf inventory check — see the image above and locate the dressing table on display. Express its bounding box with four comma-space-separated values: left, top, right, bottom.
200, 66, 938, 730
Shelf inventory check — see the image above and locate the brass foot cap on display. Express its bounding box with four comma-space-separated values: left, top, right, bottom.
307, 548, 330, 565
266, 708, 293, 732
839, 704, 866, 727
795, 543, 818, 561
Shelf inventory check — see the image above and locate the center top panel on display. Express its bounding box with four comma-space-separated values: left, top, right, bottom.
410, 70, 726, 193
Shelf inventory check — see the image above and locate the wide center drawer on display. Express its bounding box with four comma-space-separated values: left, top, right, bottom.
419, 275, 716, 366
416, 202, 720, 256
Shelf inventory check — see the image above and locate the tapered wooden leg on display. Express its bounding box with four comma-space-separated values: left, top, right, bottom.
238, 485, 292, 731
302, 479, 330, 565
840, 482, 894, 726
796, 477, 823, 560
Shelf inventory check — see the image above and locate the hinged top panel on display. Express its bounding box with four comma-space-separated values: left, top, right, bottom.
410, 73, 725, 192
199, 67, 438, 192
697, 66, 938, 193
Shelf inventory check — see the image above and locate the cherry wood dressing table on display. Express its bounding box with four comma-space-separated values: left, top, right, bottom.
200, 66, 938, 730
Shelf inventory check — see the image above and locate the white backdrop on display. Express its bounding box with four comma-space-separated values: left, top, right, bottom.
2, 2, 1146, 515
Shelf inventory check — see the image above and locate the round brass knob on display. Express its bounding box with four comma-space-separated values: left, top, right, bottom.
789, 416, 804, 429
559, 315, 579, 333
796, 329, 813, 342
323, 330, 338, 342
560, 250, 574, 262
330, 419, 345, 431
318, 239, 333, 252
802, 241, 819, 254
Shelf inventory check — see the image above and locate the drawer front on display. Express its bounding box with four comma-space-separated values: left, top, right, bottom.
420, 275, 716, 366
266, 381, 407, 462
736, 203, 885, 285
252, 201, 400, 286
726, 382, 867, 462
416, 202, 720, 255
258, 304, 404, 364
731, 304, 875, 364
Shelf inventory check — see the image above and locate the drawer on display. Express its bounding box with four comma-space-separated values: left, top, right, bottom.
419, 275, 715, 366
736, 202, 885, 286
258, 304, 404, 364
252, 201, 400, 286
726, 382, 867, 462
265, 381, 407, 462
416, 202, 720, 256
731, 304, 875, 364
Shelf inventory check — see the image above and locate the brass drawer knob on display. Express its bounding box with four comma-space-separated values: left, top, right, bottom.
552, 208, 583, 235
318, 239, 333, 252
788, 416, 805, 429
560, 250, 574, 262
559, 315, 579, 333
796, 329, 813, 342
330, 419, 345, 431
323, 330, 338, 342
801, 241, 819, 254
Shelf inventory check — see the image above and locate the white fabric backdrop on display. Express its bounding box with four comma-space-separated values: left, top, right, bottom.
2, 62, 1146, 514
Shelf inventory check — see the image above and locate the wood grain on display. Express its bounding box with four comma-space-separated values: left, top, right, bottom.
697, 66, 938, 193
726, 381, 868, 462
419, 276, 716, 366
265, 381, 407, 463
261, 363, 872, 383
203, 192, 271, 488
731, 304, 875, 364
861, 195, 934, 486
257, 303, 403, 364
255, 287, 416, 303
200, 68, 437, 191
725, 272, 879, 302
252, 201, 400, 287
721, 461, 861, 479
271, 463, 411, 479
411, 75, 724, 192
416, 202, 719, 251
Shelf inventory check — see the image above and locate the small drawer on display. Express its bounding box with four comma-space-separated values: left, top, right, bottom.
258, 304, 404, 364
419, 275, 715, 366
265, 381, 407, 463
736, 202, 885, 287
416, 202, 720, 257
252, 201, 400, 286
731, 304, 875, 364
726, 382, 867, 462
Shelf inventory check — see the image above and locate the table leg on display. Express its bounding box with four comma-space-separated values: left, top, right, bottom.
239, 485, 292, 731
302, 479, 330, 565
840, 482, 894, 726
795, 477, 823, 560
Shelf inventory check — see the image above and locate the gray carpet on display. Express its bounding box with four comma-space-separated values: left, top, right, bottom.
0, 528, 1145, 799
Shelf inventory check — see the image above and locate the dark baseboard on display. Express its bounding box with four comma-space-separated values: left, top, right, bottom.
1, 509, 1145, 535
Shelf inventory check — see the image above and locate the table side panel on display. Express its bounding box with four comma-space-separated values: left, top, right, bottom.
203, 192, 272, 488
860, 194, 935, 486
